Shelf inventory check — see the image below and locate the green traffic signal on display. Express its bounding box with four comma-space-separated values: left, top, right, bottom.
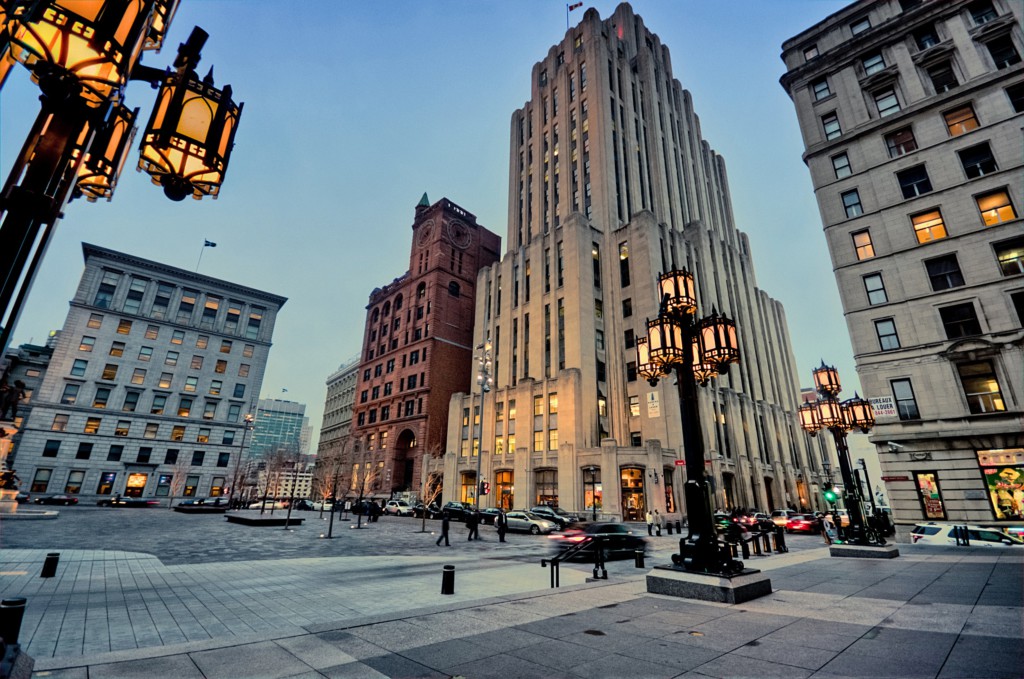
823, 483, 838, 504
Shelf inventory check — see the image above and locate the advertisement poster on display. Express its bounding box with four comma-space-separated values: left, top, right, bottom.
646, 392, 660, 418
915, 471, 946, 520
982, 465, 1024, 520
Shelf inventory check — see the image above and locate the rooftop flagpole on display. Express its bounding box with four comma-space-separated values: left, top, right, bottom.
196, 239, 217, 271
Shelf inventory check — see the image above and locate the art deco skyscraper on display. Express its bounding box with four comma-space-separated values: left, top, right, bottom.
443, 3, 823, 520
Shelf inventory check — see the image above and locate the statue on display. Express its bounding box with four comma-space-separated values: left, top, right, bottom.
0, 468, 19, 490
0, 380, 26, 421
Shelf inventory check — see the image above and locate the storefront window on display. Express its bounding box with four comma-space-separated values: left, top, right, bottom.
156, 474, 172, 497
460, 471, 477, 505
535, 469, 557, 505
95, 472, 117, 495
496, 470, 514, 509
620, 468, 645, 521
978, 449, 1024, 520
184, 474, 199, 497
64, 470, 85, 494
210, 477, 225, 496
663, 467, 676, 513
30, 469, 52, 493
915, 471, 946, 520
125, 472, 148, 497
583, 467, 602, 518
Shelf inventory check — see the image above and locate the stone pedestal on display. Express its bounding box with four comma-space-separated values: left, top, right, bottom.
0, 489, 18, 515
830, 544, 900, 559
646, 566, 772, 604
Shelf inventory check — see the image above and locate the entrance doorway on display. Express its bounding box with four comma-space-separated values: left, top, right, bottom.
125, 472, 148, 497
620, 468, 645, 521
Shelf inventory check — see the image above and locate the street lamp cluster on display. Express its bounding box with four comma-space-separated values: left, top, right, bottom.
0, 0, 242, 354
798, 361, 885, 546
635, 269, 743, 576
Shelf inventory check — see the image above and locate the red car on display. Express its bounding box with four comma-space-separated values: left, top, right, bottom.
786, 513, 822, 534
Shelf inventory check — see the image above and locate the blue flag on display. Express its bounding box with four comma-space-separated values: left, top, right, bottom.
204, 240, 217, 247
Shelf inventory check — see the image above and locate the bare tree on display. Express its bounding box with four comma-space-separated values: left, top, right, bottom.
166, 457, 191, 509
257, 450, 288, 514
311, 459, 336, 518
343, 459, 380, 529
417, 444, 445, 532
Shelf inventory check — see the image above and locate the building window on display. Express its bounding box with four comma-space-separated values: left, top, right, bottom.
184, 376, 198, 392
915, 471, 945, 519
850, 16, 870, 34
109, 341, 125, 357
988, 35, 1022, 69
891, 378, 920, 420
862, 52, 886, 75
116, 319, 132, 335
107, 445, 123, 461
75, 444, 92, 460
136, 346, 152, 362
912, 210, 947, 243
164, 351, 179, 366
822, 112, 841, 140
93, 270, 119, 308
43, 440, 60, 457
885, 127, 917, 158
100, 363, 118, 381
112, 420, 129, 437
171, 425, 185, 441
959, 143, 997, 179
926, 61, 958, 94
897, 165, 933, 199
87, 313, 103, 329
812, 78, 831, 101
217, 452, 230, 468
913, 24, 940, 50
197, 428, 210, 443
804, 44, 818, 60
93, 387, 111, 408
863, 273, 888, 305
71, 359, 87, 376
939, 302, 982, 338
994, 237, 1024, 276
60, 384, 79, 405
876, 319, 901, 350
622, 298, 632, 317
618, 242, 631, 287
191, 451, 205, 466
968, 0, 998, 25
188, 355, 203, 370
874, 88, 900, 117
30, 469, 52, 493
548, 429, 558, 451
629, 395, 640, 417
944, 104, 979, 137
976, 189, 1017, 226
203, 401, 216, 419
841, 189, 863, 218
122, 391, 140, 412
178, 397, 194, 417
209, 380, 222, 396
79, 336, 95, 352
215, 360, 227, 374
51, 414, 69, 431
957, 361, 1005, 414
1007, 83, 1024, 113
852, 230, 875, 260
925, 254, 965, 291
831, 152, 851, 179
626, 361, 637, 382
84, 417, 101, 434
533, 431, 543, 452
143, 423, 158, 439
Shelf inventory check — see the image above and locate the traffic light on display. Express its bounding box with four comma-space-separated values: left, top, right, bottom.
823, 482, 838, 505
479, 481, 491, 496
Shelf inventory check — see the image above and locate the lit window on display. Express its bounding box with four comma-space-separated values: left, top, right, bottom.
944, 104, 979, 137
109, 341, 124, 357
51, 414, 69, 431
885, 127, 917, 157
178, 398, 194, 417
957, 360, 1005, 414
925, 254, 965, 291
115, 421, 130, 437
629, 395, 640, 417
184, 377, 198, 392
841, 189, 863, 218
101, 364, 118, 380
131, 368, 146, 384
117, 319, 132, 335
976, 189, 1017, 226
912, 210, 947, 243
84, 417, 101, 434
994, 237, 1024, 276
875, 319, 900, 350
145, 324, 159, 339
79, 336, 95, 352
210, 380, 222, 395
197, 428, 210, 443
171, 330, 184, 344
238, 364, 250, 377
151, 395, 167, 415
220, 340, 232, 354
93, 387, 111, 408
864, 274, 888, 305
196, 335, 208, 349
852, 230, 875, 260
215, 360, 227, 374
60, 384, 79, 405
159, 372, 173, 388
87, 314, 103, 329
144, 423, 158, 439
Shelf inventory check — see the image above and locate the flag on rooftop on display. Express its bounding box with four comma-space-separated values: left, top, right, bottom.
569, 2, 583, 11
204, 240, 217, 247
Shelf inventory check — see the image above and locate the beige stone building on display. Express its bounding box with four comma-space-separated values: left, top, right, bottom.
443, 4, 826, 521
781, 0, 1023, 534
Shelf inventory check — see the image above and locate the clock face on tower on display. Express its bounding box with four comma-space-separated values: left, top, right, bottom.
417, 221, 434, 247
446, 221, 472, 249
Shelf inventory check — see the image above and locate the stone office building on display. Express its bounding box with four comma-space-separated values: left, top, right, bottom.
12, 243, 286, 502
443, 4, 826, 521
780, 0, 1023, 533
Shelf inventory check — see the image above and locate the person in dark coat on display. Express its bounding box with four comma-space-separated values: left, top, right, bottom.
436, 511, 451, 546
496, 509, 507, 542
467, 510, 479, 541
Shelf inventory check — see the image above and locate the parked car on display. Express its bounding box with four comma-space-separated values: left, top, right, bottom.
96, 496, 159, 507
771, 510, 796, 527
176, 497, 225, 507
311, 500, 334, 511
441, 501, 474, 522
910, 523, 1023, 547
833, 510, 851, 527
478, 507, 503, 525
248, 499, 287, 510
384, 500, 414, 516
174, 497, 227, 513
15, 491, 30, 504
529, 505, 579, 529
413, 502, 441, 519
549, 522, 648, 558
291, 499, 316, 511
786, 513, 822, 534
34, 494, 78, 506
504, 510, 558, 534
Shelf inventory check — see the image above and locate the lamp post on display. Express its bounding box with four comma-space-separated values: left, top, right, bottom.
797, 361, 885, 546
472, 339, 492, 509
584, 466, 598, 522
0, 0, 243, 355
635, 269, 743, 576
227, 412, 254, 509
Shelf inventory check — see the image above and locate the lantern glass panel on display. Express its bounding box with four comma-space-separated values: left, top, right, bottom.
798, 402, 820, 433
818, 399, 845, 428
176, 92, 217, 140
659, 270, 696, 314
813, 364, 841, 396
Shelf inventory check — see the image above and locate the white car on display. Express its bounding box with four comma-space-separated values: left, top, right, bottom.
384, 500, 414, 516
311, 500, 334, 511
910, 523, 1023, 547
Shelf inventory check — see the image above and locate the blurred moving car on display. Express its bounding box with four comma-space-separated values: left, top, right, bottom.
413, 502, 441, 519
910, 523, 1023, 547
549, 522, 647, 558
478, 507, 503, 525
384, 500, 414, 516
15, 491, 30, 504
505, 510, 558, 534
786, 513, 823, 534
248, 499, 288, 510
174, 497, 227, 513
96, 496, 159, 507
290, 499, 315, 511
34, 494, 78, 506
771, 510, 795, 527
529, 505, 579, 529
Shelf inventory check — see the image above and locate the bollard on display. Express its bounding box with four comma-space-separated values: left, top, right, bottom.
0, 598, 27, 646
666, 522, 673, 535
774, 526, 787, 553
40, 552, 60, 578
762, 532, 772, 553
675, 520, 682, 534
634, 549, 645, 569
441, 564, 455, 595
741, 540, 750, 559
751, 536, 762, 556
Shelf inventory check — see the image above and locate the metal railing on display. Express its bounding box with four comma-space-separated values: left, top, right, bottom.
540, 536, 608, 587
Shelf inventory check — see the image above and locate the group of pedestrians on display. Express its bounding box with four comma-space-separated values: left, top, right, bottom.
435, 508, 508, 546
645, 509, 662, 536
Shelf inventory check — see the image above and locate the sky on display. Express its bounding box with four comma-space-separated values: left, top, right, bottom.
2, 0, 880, 461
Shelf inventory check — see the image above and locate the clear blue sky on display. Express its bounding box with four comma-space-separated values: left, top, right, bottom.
2, 0, 863, 452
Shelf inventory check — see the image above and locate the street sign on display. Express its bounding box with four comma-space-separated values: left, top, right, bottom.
870, 395, 897, 419
674, 460, 686, 466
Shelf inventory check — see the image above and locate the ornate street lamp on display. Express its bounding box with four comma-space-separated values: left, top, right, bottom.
472, 339, 492, 509
637, 269, 742, 576
0, 0, 242, 355
798, 361, 885, 546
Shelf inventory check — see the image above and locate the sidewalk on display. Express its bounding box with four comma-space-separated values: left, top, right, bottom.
4, 545, 1021, 678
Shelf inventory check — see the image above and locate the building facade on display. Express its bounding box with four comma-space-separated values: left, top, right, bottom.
780, 0, 1023, 533
0, 337, 55, 469
12, 243, 286, 502
250, 398, 307, 459
443, 4, 826, 521
343, 196, 501, 500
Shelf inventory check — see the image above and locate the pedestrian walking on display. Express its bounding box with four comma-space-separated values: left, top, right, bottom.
467, 510, 480, 541
496, 509, 507, 543
436, 511, 451, 546
654, 509, 662, 536
645, 510, 654, 536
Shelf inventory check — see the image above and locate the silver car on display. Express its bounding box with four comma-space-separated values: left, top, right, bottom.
505, 510, 558, 535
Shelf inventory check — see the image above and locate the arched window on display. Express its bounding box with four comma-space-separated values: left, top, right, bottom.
394, 294, 403, 310
382, 301, 391, 316
416, 282, 427, 300
448, 281, 460, 297
371, 308, 379, 323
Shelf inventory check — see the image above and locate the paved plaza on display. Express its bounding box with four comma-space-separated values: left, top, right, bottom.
0, 509, 1021, 678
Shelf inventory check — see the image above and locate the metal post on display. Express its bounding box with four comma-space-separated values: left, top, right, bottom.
441, 565, 455, 595
830, 429, 868, 544
0, 598, 27, 647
